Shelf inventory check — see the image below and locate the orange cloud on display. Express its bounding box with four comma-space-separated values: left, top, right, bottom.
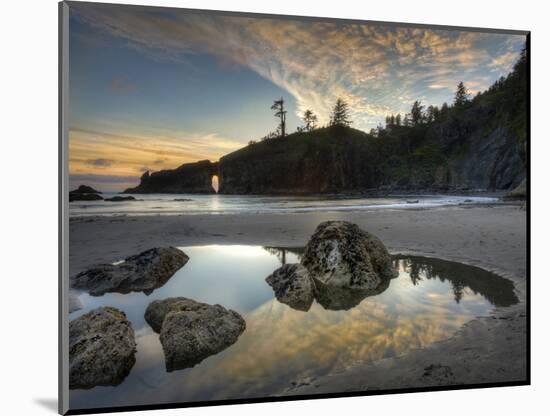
69, 127, 243, 178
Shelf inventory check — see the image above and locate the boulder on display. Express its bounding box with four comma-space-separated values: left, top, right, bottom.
71, 247, 189, 296
69, 193, 104, 202
145, 297, 246, 372
301, 221, 396, 291
69, 185, 103, 202
104, 196, 136, 202
70, 185, 100, 194
266, 264, 315, 311
69, 307, 136, 389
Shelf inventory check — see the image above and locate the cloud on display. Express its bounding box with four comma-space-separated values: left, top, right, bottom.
85, 158, 113, 167
489, 51, 519, 73
69, 127, 243, 182
70, 3, 526, 130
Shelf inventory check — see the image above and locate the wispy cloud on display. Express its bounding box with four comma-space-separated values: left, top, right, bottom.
69, 127, 243, 179
71, 4, 525, 130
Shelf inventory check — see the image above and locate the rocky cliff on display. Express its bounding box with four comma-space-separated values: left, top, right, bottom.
219, 127, 380, 194
124, 160, 218, 194
122, 121, 525, 195
216, 123, 524, 194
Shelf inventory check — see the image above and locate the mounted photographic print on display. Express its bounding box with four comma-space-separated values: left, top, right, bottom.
59, 1, 530, 414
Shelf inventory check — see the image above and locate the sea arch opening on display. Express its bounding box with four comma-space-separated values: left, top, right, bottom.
211, 175, 219, 193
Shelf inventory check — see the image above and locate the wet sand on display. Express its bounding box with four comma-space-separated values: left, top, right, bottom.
69, 204, 528, 392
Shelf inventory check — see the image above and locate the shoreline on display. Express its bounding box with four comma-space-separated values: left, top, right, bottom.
69, 204, 527, 393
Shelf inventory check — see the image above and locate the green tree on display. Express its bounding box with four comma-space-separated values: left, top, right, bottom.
302, 109, 318, 131
330, 98, 352, 127
271, 97, 287, 138
410, 100, 425, 125
395, 113, 402, 126
426, 105, 439, 123
454, 82, 469, 107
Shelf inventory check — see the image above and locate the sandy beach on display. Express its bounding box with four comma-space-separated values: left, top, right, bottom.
69, 203, 527, 394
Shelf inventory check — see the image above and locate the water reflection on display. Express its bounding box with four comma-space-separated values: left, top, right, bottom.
264, 247, 518, 309
69, 245, 518, 411
392, 255, 519, 306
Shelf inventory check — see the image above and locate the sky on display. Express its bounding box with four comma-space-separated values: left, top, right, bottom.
68, 3, 526, 191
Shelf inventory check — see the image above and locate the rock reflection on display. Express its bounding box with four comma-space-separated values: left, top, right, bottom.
265, 248, 518, 311
314, 278, 391, 311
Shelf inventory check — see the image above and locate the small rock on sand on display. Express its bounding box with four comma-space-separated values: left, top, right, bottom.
145, 297, 246, 372
104, 196, 137, 202
69, 307, 136, 389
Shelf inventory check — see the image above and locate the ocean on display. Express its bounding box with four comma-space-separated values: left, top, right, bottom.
68, 193, 499, 217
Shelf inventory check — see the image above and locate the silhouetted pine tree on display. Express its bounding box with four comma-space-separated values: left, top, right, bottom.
271, 98, 287, 138
330, 98, 352, 127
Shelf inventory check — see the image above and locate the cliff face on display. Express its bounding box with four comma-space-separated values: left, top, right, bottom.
124, 160, 218, 194
123, 123, 525, 195
371, 115, 526, 192
218, 128, 379, 194
216, 123, 525, 194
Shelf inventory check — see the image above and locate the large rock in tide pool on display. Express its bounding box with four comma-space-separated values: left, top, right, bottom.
302, 221, 396, 290
69, 307, 136, 389
71, 247, 188, 296
266, 264, 315, 311
145, 298, 246, 372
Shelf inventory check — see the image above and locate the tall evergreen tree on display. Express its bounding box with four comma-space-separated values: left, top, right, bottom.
426, 105, 439, 123
330, 98, 352, 127
271, 97, 287, 138
454, 82, 469, 107
395, 113, 402, 126
410, 100, 425, 125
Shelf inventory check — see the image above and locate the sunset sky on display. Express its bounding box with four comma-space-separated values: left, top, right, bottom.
68, 3, 526, 191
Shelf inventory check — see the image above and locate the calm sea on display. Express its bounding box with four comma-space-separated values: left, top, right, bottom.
69, 193, 499, 217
